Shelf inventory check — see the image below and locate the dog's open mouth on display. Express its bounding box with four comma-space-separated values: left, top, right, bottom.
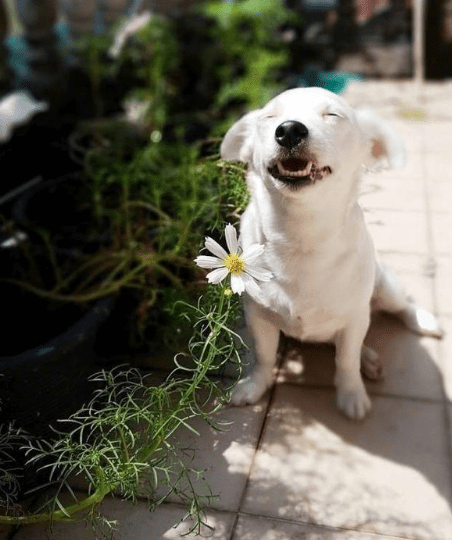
269, 157, 332, 187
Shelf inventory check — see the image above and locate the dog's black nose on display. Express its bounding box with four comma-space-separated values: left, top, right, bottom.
275, 121, 309, 148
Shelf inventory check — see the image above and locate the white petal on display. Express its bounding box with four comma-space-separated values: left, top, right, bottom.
241, 243, 265, 263
225, 223, 239, 254
242, 273, 262, 297
245, 265, 273, 282
205, 236, 228, 260
230, 274, 245, 295
206, 267, 229, 284
194, 255, 224, 269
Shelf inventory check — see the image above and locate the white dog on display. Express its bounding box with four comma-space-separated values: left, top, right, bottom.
220, 87, 443, 420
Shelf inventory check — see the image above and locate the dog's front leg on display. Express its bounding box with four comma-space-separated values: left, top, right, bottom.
334, 311, 372, 420
230, 301, 280, 405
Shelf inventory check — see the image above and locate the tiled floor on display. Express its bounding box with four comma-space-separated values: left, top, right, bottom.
4, 80, 452, 539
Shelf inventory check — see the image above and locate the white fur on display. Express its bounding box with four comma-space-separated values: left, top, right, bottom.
221, 87, 443, 420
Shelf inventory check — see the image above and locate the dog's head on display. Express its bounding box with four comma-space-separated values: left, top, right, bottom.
221, 87, 405, 194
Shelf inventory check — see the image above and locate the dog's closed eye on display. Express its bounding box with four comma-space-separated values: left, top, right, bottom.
322, 111, 343, 121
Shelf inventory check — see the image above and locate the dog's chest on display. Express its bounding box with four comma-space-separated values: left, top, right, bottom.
260, 246, 372, 342
274, 285, 348, 342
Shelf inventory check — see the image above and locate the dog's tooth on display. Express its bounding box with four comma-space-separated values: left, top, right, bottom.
276, 161, 286, 175
299, 162, 312, 176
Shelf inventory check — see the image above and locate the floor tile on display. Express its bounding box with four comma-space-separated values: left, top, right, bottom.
431, 214, 452, 255
427, 182, 452, 215
387, 268, 435, 312
364, 313, 443, 400
343, 82, 425, 126
425, 157, 452, 214
376, 151, 425, 181
233, 514, 406, 540
389, 121, 424, 154
376, 253, 437, 313
150, 399, 268, 512
277, 339, 335, 388
422, 122, 452, 153
13, 499, 235, 540
376, 251, 434, 276
423, 87, 452, 121
242, 385, 452, 540
363, 209, 428, 254
360, 175, 424, 212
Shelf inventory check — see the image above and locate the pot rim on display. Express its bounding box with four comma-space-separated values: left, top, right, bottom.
0, 295, 113, 371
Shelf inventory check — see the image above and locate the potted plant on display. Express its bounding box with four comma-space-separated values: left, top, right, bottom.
0, 223, 248, 535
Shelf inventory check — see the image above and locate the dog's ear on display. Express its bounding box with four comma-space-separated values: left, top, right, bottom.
355, 108, 406, 170
220, 109, 261, 164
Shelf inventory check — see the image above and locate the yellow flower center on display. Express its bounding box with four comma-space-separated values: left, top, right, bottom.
224, 253, 245, 274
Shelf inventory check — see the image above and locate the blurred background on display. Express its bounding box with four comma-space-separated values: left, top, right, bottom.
1, 1, 451, 99
1, 0, 450, 165
2, 0, 451, 94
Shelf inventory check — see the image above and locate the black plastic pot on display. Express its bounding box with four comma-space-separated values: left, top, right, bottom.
0, 294, 113, 437
1, 191, 114, 436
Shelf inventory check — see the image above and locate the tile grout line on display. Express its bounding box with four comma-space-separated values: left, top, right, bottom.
419, 114, 452, 503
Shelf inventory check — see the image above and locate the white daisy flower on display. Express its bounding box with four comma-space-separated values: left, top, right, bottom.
194, 223, 273, 296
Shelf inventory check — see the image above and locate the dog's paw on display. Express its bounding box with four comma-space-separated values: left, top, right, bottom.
400, 305, 443, 339
230, 371, 271, 406
336, 376, 371, 420
361, 345, 384, 380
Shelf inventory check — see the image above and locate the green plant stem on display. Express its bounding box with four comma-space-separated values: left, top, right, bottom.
0, 484, 111, 525
3, 251, 189, 303
126, 200, 172, 224
178, 288, 228, 408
